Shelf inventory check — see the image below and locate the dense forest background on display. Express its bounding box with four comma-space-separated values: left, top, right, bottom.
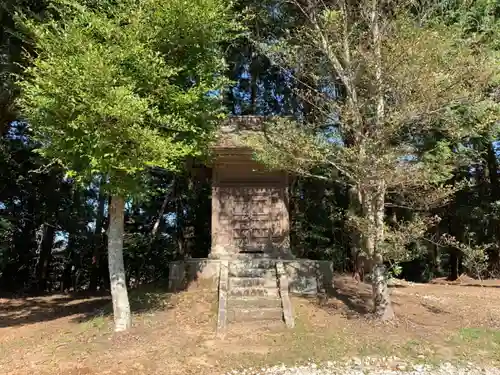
1, 0, 500, 294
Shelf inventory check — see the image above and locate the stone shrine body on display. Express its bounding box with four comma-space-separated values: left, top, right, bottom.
210, 116, 291, 259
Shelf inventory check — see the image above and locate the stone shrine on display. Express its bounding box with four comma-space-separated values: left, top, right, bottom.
168, 116, 333, 332
210, 116, 291, 259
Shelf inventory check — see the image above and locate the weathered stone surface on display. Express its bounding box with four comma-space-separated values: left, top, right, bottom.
211, 173, 291, 258
228, 267, 276, 278
229, 286, 279, 297
229, 277, 277, 288
228, 296, 282, 309
285, 261, 319, 296
217, 260, 229, 334
276, 261, 295, 328
229, 259, 277, 271
210, 117, 291, 259
168, 259, 334, 295
227, 307, 283, 323
168, 259, 220, 291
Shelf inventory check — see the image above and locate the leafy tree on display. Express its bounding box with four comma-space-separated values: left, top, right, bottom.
18, 0, 240, 331
247, 0, 499, 319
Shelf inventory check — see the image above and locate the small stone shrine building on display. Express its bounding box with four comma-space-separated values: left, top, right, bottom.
210, 116, 291, 259
168, 116, 333, 330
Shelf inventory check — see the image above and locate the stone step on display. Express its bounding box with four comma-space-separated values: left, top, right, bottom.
229, 260, 276, 273
228, 267, 276, 278
227, 320, 286, 332
229, 286, 279, 297
229, 296, 282, 309
229, 277, 277, 288
227, 307, 283, 323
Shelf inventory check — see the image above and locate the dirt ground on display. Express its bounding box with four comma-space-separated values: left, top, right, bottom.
1, 275, 500, 375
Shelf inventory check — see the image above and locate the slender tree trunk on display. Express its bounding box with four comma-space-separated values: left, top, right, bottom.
90, 181, 107, 291
174, 177, 186, 258
486, 142, 500, 274
151, 188, 170, 238
348, 185, 364, 280
487, 142, 499, 198
250, 73, 258, 114
61, 232, 75, 293
108, 195, 131, 332
36, 223, 56, 292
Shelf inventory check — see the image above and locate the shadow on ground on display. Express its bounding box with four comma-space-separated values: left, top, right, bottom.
0, 260, 210, 329
0, 283, 177, 328
318, 275, 407, 318
319, 275, 373, 316
0, 294, 110, 328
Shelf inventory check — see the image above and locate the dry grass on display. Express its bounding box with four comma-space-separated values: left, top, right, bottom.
1, 275, 500, 375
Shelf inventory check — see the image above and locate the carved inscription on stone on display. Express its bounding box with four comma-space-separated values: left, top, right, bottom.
216, 186, 285, 252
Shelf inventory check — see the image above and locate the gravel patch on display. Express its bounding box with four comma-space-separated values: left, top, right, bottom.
225, 358, 500, 375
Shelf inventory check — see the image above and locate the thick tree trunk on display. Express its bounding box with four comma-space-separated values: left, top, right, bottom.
371, 184, 394, 320
371, 263, 393, 319
108, 195, 131, 332
428, 227, 441, 278
361, 182, 394, 320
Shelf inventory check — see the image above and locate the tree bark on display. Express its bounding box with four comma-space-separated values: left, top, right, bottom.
35, 223, 56, 292
151, 188, 171, 238
108, 195, 131, 332
371, 181, 394, 320
360, 181, 394, 320
348, 185, 365, 280
449, 248, 459, 281
487, 141, 499, 199
90, 181, 107, 292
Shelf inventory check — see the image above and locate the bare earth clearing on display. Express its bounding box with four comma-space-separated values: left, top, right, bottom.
1, 275, 500, 375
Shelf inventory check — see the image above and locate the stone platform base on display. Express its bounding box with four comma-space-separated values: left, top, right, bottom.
167, 258, 334, 295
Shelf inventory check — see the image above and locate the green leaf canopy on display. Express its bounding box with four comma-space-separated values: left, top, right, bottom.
18, 0, 241, 192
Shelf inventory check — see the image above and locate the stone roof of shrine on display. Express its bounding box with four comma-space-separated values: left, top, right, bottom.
215, 115, 269, 150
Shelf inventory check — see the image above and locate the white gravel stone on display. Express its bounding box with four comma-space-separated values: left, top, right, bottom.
225, 359, 500, 375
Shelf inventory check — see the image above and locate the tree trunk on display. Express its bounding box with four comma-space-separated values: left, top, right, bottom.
449, 248, 459, 281
36, 223, 56, 292
348, 185, 364, 280
486, 142, 500, 274
90, 181, 107, 292
108, 195, 131, 332
487, 141, 499, 199
250, 72, 258, 114
61, 232, 76, 293
363, 182, 395, 320
151, 188, 171, 238
428, 226, 441, 278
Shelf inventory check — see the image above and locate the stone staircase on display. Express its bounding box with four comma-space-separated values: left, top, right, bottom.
217, 258, 294, 332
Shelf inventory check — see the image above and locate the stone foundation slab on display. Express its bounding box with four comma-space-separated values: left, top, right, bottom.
168, 258, 333, 295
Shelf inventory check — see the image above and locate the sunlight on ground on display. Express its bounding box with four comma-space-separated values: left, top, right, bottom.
1, 276, 500, 375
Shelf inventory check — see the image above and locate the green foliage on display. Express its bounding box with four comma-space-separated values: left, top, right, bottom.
442, 232, 492, 278
17, 0, 241, 194
245, 2, 500, 278
0, 217, 13, 273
